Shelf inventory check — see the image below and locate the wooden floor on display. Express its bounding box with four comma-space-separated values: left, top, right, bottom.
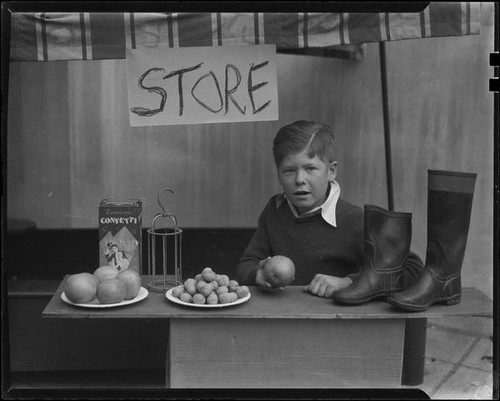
8, 316, 494, 399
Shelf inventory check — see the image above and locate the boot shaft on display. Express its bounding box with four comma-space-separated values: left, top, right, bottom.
364, 205, 412, 271
426, 170, 477, 278
333, 205, 413, 304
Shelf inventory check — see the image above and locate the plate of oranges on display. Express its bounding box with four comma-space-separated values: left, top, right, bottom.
62, 286, 149, 308
61, 266, 148, 308
166, 267, 251, 308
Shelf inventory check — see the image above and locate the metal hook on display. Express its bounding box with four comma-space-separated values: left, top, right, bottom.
157, 187, 174, 216
151, 211, 178, 230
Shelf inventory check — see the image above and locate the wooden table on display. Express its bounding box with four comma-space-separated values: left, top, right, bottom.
43, 276, 492, 389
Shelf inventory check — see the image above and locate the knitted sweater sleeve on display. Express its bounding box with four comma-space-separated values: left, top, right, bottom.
236, 199, 274, 285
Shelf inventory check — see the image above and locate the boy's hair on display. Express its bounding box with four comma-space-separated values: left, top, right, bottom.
272, 120, 336, 167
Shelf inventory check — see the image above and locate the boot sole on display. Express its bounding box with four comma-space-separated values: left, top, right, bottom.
386, 296, 461, 312
334, 292, 394, 305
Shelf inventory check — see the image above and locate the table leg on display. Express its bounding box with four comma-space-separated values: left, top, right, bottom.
401, 318, 427, 385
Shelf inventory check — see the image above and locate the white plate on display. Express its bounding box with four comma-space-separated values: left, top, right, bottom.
166, 286, 251, 308
61, 287, 149, 308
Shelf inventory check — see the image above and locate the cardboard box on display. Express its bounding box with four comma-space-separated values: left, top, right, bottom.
99, 199, 142, 274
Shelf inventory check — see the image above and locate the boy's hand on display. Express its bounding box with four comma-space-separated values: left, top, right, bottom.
304, 274, 353, 298
256, 257, 284, 292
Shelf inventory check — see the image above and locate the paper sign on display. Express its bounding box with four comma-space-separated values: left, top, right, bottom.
126, 44, 279, 126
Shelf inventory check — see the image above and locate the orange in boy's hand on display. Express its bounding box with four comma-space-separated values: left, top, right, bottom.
262, 255, 296, 288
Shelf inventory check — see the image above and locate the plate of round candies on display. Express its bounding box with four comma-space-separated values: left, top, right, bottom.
166, 267, 251, 308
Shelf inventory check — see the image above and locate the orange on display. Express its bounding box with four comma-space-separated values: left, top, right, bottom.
94, 265, 119, 283
65, 273, 97, 303
96, 279, 126, 304
263, 255, 296, 288
117, 269, 142, 300
68, 272, 99, 287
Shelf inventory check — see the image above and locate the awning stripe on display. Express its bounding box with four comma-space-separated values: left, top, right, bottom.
466, 2, 471, 35
84, 13, 92, 59
216, 12, 222, 46
79, 13, 87, 59
420, 10, 426, 38
210, 13, 218, 46
10, 5, 482, 62
129, 13, 136, 49
35, 13, 43, 61
385, 12, 391, 41
429, 2, 462, 37
253, 12, 259, 45
258, 13, 265, 45
303, 13, 309, 48
10, 12, 37, 60
348, 13, 381, 44
177, 13, 212, 47
277, 13, 299, 48
41, 12, 48, 61
166, 13, 174, 47
263, 13, 277, 46
89, 13, 125, 60
339, 13, 345, 45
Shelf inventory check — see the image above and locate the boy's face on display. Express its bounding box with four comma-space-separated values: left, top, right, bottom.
277, 149, 337, 215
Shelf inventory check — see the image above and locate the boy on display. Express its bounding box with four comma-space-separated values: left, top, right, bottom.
237, 120, 423, 298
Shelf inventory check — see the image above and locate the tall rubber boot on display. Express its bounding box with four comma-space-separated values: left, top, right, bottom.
387, 170, 477, 312
333, 204, 412, 305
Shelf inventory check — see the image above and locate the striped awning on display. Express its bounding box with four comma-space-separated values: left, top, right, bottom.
10, 3, 481, 62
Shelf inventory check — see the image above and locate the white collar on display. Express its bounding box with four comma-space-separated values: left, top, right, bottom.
275, 180, 341, 227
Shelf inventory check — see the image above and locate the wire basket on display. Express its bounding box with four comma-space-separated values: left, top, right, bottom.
147, 188, 182, 292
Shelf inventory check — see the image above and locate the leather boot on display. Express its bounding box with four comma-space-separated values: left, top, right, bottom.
333, 204, 412, 305
387, 170, 476, 312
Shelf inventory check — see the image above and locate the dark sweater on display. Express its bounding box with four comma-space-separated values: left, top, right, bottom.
237, 195, 423, 286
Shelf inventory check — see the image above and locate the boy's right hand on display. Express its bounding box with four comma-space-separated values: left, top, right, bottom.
256, 257, 284, 292
304, 274, 353, 298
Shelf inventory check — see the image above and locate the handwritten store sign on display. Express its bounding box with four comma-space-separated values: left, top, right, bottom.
126, 44, 278, 126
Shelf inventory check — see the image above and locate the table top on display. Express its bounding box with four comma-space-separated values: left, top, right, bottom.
41, 275, 493, 320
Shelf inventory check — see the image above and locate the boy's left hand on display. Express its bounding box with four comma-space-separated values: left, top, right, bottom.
256, 257, 285, 292
304, 274, 353, 298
